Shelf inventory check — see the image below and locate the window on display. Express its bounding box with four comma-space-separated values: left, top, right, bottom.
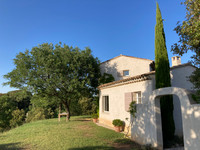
132, 91, 141, 104
103, 96, 109, 112
123, 70, 129, 76
124, 91, 142, 111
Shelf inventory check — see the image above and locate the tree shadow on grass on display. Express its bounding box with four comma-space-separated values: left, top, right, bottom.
114, 138, 143, 146
113, 138, 158, 150
73, 119, 91, 122
68, 139, 158, 150
72, 116, 91, 122
68, 145, 115, 150
0, 142, 26, 150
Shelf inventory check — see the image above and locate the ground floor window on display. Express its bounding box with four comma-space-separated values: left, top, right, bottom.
103, 96, 109, 112
132, 91, 142, 104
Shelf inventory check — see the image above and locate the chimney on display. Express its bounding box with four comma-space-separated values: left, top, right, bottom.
172, 56, 181, 67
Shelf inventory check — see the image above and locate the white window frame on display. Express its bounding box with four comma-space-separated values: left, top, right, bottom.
123, 70, 129, 76
132, 91, 142, 104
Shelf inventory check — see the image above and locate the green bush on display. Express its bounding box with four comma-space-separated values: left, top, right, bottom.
129, 101, 137, 118
112, 119, 123, 127
0, 90, 31, 131
26, 107, 45, 123
0, 95, 16, 129
96, 108, 99, 117
44, 108, 54, 119
78, 97, 97, 115
91, 113, 98, 119
10, 109, 25, 128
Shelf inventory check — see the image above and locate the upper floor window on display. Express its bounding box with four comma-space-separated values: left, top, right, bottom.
103, 96, 109, 112
123, 70, 129, 76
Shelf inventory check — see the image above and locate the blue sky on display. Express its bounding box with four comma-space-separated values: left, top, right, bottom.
0, 0, 192, 93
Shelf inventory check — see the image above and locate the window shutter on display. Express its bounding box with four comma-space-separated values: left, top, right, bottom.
102, 96, 105, 111
124, 92, 132, 111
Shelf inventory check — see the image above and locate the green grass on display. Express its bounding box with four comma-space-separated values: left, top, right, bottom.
0, 116, 125, 150
0, 116, 155, 150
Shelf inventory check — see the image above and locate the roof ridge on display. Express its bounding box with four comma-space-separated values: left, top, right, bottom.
101, 54, 153, 64
170, 62, 196, 69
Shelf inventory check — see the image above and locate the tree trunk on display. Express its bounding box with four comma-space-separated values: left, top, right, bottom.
59, 103, 61, 114
62, 101, 71, 120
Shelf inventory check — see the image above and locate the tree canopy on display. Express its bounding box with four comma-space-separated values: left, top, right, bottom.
4, 43, 101, 120
171, 0, 200, 65
171, 0, 200, 99
99, 73, 115, 85
155, 3, 175, 142
155, 3, 171, 89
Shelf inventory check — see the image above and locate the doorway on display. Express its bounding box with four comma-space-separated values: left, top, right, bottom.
159, 95, 184, 148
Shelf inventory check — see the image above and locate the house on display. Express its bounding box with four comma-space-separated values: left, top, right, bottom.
98, 54, 196, 147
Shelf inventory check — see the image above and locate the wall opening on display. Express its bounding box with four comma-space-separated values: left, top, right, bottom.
172, 95, 184, 147
159, 94, 184, 149
150, 87, 199, 150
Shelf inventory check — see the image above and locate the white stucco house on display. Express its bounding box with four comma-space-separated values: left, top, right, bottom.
98, 54, 198, 149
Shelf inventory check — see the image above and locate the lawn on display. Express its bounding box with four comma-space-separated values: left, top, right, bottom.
0, 116, 152, 150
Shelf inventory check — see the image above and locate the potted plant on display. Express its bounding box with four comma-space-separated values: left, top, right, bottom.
112, 119, 124, 132
91, 114, 98, 123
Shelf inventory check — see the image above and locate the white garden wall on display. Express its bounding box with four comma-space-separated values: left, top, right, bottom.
147, 87, 200, 150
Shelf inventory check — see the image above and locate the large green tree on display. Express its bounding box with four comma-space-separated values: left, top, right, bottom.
171, 0, 200, 99
155, 3, 175, 142
99, 73, 115, 85
4, 43, 101, 120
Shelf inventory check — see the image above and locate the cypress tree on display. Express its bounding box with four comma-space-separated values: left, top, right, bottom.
155, 3, 175, 142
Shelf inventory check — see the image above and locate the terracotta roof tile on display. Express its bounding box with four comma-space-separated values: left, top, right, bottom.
98, 63, 195, 89
98, 72, 153, 89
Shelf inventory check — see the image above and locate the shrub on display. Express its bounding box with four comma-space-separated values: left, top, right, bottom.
96, 108, 99, 117
26, 107, 45, 123
128, 101, 137, 118
10, 109, 25, 128
44, 108, 54, 119
78, 97, 97, 115
0, 95, 16, 129
91, 113, 98, 119
112, 119, 123, 127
